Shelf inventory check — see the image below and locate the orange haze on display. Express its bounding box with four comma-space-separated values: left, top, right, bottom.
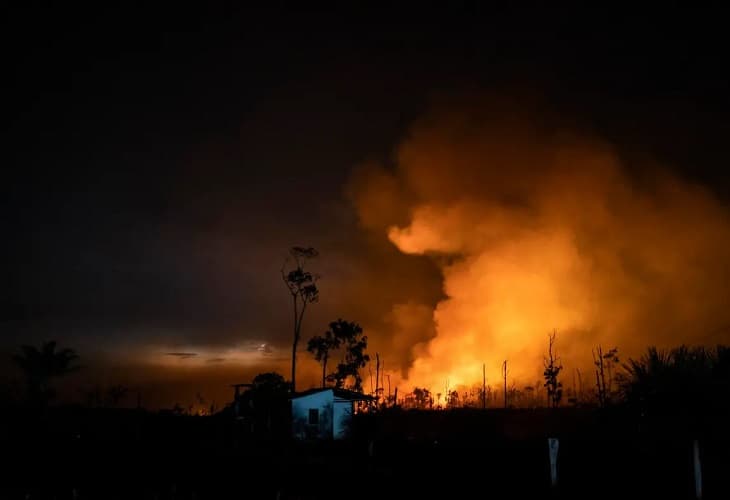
351, 97, 730, 392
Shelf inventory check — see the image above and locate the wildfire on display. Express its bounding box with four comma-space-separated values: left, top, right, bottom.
353, 98, 730, 393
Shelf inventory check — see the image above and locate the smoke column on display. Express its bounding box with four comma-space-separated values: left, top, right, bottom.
351, 97, 730, 390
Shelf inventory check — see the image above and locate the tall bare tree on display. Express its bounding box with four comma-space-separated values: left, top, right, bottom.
593, 345, 619, 407
282, 246, 319, 393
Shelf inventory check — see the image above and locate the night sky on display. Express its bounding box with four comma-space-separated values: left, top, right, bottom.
4, 5, 730, 407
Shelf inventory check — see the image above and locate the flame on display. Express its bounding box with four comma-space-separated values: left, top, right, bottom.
352, 98, 730, 392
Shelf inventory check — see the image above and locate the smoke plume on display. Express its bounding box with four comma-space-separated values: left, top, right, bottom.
352, 97, 730, 390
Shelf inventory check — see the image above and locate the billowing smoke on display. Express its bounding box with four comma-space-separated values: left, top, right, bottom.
351, 97, 730, 391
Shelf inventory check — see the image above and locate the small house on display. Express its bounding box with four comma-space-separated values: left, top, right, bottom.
291, 388, 373, 440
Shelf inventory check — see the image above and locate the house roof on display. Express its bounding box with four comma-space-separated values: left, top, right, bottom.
291, 387, 375, 401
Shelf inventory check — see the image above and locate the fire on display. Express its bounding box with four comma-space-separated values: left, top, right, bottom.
352, 98, 730, 393
390, 218, 593, 389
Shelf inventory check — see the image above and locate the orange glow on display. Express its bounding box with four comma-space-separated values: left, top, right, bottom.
353, 98, 730, 393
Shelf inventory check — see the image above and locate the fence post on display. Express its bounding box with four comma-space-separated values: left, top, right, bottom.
693, 439, 702, 499
548, 438, 559, 488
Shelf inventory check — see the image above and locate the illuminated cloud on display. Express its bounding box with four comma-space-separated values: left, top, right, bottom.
165, 352, 199, 360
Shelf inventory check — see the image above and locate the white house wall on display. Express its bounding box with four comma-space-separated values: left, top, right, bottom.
291, 390, 334, 440
332, 399, 354, 439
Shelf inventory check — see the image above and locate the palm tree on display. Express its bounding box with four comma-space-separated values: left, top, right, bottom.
12, 341, 80, 407
620, 345, 730, 421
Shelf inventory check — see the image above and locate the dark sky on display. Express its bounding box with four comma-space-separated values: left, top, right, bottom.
3, 5, 729, 406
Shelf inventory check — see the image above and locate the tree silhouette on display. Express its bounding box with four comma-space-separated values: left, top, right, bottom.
447, 389, 459, 408
620, 345, 730, 422
593, 345, 619, 407
251, 371, 290, 399
249, 372, 290, 434
80, 385, 103, 408
107, 385, 129, 407
281, 246, 319, 393
413, 387, 431, 409
328, 319, 369, 392
543, 331, 563, 408
307, 322, 342, 388
12, 341, 80, 407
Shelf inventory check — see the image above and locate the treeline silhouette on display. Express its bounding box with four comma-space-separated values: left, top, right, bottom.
4, 339, 730, 499
6, 339, 730, 422
3, 244, 728, 498
387, 342, 730, 421
623, 345, 730, 422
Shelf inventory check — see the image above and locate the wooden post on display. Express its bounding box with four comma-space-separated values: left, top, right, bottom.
375, 353, 380, 405
693, 439, 702, 499
381, 360, 386, 406
593, 345, 606, 407
502, 360, 508, 409
482, 363, 486, 409
394, 387, 398, 407
572, 369, 576, 403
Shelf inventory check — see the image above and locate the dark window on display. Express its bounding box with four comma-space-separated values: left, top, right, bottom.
308, 408, 319, 425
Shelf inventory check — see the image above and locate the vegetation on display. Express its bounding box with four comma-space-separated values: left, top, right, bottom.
8, 336, 730, 423
80, 384, 130, 408
229, 372, 292, 434
593, 346, 619, 407
620, 345, 730, 422
281, 246, 320, 393
326, 319, 370, 392
12, 340, 80, 407
412, 387, 432, 409
543, 331, 563, 408
250, 372, 290, 401
307, 321, 342, 388
107, 385, 129, 407
389, 343, 730, 418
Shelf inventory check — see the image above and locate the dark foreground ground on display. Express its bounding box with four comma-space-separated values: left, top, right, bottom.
2, 407, 729, 499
